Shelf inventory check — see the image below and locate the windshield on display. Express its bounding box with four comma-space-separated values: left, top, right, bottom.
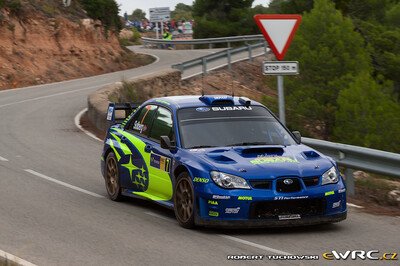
178, 106, 297, 149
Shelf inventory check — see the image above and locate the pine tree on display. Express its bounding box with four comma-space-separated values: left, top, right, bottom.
334, 73, 400, 152
284, 0, 372, 137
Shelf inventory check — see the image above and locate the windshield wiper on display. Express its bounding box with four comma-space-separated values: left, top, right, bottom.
227, 142, 270, 146
187, 145, 217, 149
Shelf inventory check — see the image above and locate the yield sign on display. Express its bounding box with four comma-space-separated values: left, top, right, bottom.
254, 14, 302, 61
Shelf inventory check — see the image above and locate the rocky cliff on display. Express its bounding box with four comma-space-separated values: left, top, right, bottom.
0, 1, 152, 89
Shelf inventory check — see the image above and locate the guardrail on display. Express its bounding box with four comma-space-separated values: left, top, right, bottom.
303, 138, 400, 195
142, 34, 265, 49
172, 42, 268, 77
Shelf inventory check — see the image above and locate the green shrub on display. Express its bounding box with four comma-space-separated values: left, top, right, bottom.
6, 0, 22, 16
80, 0, 122, 31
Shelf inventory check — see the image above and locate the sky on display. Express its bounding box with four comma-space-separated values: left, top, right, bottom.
116, 0, 270, 16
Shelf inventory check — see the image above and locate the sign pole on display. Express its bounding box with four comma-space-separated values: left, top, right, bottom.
277, 75, 286, 125
156, 22, 159, 39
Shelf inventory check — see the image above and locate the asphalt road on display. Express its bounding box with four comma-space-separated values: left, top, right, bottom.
0, 46, 399, 266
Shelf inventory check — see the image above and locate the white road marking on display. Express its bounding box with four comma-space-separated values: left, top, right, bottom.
219, 235, 292, 255
347, 203, 364, 209
144, 211, 292, 256
0, 155, 9, 162
0, 84, 107, 109
74, 108, 103, 142
24, 169, 104, 198
0, 249, 37, 266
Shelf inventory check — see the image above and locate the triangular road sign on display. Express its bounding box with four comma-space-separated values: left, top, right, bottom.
254, 14, 302, 61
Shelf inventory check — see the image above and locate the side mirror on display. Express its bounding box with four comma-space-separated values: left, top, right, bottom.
292, 131, 302, 144
160, 136, 176, 150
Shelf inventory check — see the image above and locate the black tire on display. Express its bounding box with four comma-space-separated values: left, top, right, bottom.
105, 152, 123, 201
174, 172, 195, 228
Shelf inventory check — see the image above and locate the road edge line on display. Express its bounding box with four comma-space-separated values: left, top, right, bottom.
0, 249, 37, 266
74, 108, 103, 142
346, 203, 364, 209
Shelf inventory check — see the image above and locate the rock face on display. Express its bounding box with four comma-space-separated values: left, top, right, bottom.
0, 6, 140, 89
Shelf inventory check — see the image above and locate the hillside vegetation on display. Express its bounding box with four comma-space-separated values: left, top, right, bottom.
0, 0, 152, 89
191, 0, 400, 153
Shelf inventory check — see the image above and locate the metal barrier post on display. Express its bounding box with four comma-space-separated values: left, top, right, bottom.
227, 42, 231, 48
227, 49, 232, 71
209, 43, 213, 49
248, 45, 253, 61
344, 168, 355, 196
263, 41, 267, 54
202, 58, 207, 75
191, 44, 194, 50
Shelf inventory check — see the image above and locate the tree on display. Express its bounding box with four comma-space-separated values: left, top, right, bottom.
81, 0, 122, 31
171, 3, 193, 21
284, 0, 372, 138
334, 73, 400, 153
131, 8, 145, 21
192, 0, 257, 38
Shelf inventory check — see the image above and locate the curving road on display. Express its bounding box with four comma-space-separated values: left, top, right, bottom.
0, 46, 399, 266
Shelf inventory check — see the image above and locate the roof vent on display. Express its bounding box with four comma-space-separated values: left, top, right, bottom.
199, 95, 234, 106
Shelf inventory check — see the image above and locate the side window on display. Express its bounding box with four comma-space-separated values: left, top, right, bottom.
129, 105, 158, 137
149, 107, 174, 142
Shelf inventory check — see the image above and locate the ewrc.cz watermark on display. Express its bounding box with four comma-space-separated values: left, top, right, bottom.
227, 255, 319, 261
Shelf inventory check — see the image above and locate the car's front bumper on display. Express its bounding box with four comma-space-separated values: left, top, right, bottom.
196, 211, 347, 228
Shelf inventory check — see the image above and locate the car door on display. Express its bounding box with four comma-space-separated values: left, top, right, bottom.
118, 104, 158, 193
145, 106, 174, 202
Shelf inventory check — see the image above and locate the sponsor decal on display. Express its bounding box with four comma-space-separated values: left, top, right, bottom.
212, 195, 231, 200
133, 121, 146, 133
250, 156, 298, 165
238, 196, 252, 201
106, 106, 114, 121
208, 211, 219, 217
338, 188, 346, 193
208, 200, 218, 205
193, 177, 209, 183
150, 153, 171, 172
274, 196, 308, 200
323, 250, 398, 261
278, 214, 301, 220
325, 191, 335, 196
211, 106, 252, 111
225, 207, 240, 214
332, 200, 341, 208
195, 107, 210, 112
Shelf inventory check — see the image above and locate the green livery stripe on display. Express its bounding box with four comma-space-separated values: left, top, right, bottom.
110, 133, 132, 156
114, 129, 173, 201
108, 139, 121, 161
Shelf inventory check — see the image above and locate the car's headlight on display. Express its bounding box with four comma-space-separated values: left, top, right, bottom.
321, 166, 339, 185
210, 171, 250, 189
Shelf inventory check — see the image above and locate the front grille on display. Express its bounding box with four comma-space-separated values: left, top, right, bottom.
302, 176, 320, 187
250, 198, 326, 219
249, 180, 272, 189
276, 178, 301, 192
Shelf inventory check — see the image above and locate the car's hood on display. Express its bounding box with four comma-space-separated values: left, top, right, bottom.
187, 144, 333, 179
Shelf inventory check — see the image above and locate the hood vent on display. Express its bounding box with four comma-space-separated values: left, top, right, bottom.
302, 151, 320, 160
206, 154, 236, 164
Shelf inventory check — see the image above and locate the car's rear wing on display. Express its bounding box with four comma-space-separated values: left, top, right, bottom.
106, 102, 140, 128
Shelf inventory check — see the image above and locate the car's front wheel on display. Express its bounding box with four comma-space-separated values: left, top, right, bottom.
105, 152, 123, 201
174, 172, 195, 228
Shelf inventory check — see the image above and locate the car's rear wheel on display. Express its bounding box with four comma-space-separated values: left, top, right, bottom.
105, 152, 123, 201
174, 172, 195, 228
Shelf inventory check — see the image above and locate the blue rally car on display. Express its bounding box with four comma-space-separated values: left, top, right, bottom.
101, 95, 347, 228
